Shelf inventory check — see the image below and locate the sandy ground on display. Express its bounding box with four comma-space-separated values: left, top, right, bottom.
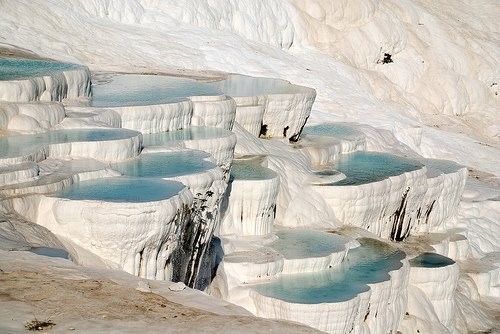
0, 250, 321, 334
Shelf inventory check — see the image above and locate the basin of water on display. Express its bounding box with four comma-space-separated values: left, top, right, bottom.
253, 238, 405, 303
421, 158, 465, 177
410, 252, 455, 268
55, 177, 185, 202
270, 229, 347, 260
330, 152, 423, 186
0, 129, 140, 158
0, 58, 79, 81
142, 127, 230, 146
112, 151, 216, 178
230, 160, 277, 181
302, 123, 363, 140
90, 74, 222, 107
89, 73, 311, 108
29, 246, 71, 259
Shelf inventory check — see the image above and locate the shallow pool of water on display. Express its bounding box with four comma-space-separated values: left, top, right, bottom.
90, 74, 222, 107
55, 177, 185, 202
0, 58, 79, 81
410, 252, 455, 268
421, 158, 464, 177
330, 152, 423, 186
142, 127, 230, 146
0, 129, 140, 158
270, 229, 347, 260
253, 238, 405, 303
90, 73, 310, 107
29, 247, 71, 259
302, 123, 362, 139
112, 151, 215, 178
230, 160, 277, 181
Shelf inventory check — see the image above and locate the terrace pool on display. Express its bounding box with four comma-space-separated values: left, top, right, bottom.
421, 158, 465, 177
302, 123, 362, 140
112, 151, 216, 178
270, 229, 347, 260
90, 74, 222, 107
0, 58, 79, 81
331, 152, 423, 186
230, 159, 277, 181
55, 177, 185, 202
253, 238, 405, 303
410, 252, 455, 268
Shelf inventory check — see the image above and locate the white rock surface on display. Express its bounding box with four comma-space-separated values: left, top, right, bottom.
409, 259, 460, 330
234, 105, 265, 137
190, 95, 236, 131
32, 185, 193, 280
0, 66, 91, 103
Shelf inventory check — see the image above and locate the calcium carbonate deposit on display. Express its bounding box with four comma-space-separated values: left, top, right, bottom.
0, 1, 498, 333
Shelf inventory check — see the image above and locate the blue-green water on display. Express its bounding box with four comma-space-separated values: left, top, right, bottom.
142, 127, 230, 146
29, 247, 70, 259
55, 177, 185, 202
90, 73, 310, 107
302, 123, 361, 139
230, 160, 277, 181
91, 74, 222, 107
0, 58, 79, 80
410, 252, 455, 268
331, 152, 423, 186
270, 229, 346, 260
0, 129, 140, 158
112, 151, 216, 178
253, 238, 405, 303
421, 158, 464, 176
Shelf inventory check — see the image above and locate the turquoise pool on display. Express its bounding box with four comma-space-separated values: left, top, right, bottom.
270, 229, 347, 260
253, 238, 405, 303
331, 152, 423, 186
410, 252, 455, 268
90, 74, 222, 107
90, 73, 311, 108
112, 151, 216, 178
0, 58, 79, 81
421, 158, 465, 177
302, 123, 361, 139
29, 246, 70, 259
230, 160, 277, 181
55, 177, 185, 202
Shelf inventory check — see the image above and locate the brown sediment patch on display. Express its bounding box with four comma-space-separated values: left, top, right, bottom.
0, 267, 322, 333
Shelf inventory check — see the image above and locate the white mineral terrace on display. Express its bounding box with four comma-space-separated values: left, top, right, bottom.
0, 56, 496, 334
0, 58, 91, 102
220, 156, 279, 237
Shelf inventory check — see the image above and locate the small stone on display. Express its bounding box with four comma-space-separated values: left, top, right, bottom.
136, 281, 151, 293
168, 282, 186, 291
